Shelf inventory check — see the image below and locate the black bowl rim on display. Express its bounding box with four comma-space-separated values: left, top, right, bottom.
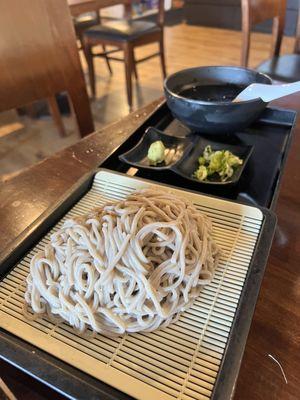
164, 65, 272, 106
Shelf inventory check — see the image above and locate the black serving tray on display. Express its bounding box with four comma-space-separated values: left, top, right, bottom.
0, 101, 296, 400
102, 102, 297, 209
0, 168, 276, 400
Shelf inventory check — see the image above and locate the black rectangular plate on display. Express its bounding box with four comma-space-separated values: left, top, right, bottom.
0, 168, 276, 400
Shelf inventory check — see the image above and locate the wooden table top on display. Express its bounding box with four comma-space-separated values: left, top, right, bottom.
1, 95, 300, 399
68, 0, 130, 16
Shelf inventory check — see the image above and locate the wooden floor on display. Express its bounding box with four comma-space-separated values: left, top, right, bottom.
0, 23, 294, 180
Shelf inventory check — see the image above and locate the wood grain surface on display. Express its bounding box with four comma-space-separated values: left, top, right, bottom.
234, 91, 300, 400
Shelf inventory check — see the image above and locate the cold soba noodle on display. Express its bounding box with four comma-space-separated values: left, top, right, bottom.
25, 190, 220, 335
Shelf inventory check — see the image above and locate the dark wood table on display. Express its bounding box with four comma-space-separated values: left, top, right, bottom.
1, 95, 300, 399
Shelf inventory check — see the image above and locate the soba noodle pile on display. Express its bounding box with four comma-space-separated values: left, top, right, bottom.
25, 189, 220, 335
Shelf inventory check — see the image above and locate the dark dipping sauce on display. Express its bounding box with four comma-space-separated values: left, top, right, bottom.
179, 84, 246, 103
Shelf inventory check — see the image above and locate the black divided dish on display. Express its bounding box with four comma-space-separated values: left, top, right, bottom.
120, 128, 253, 185
119, 126, 192, 170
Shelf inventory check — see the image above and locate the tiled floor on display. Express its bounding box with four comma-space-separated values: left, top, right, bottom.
0, 23, 294, 180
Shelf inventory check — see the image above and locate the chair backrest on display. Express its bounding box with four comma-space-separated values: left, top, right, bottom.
70, 0, 165, 27
241, 0, 287, 67
0, 0, 94, 136
157, 0, 165, 27
130, 0, 165, 27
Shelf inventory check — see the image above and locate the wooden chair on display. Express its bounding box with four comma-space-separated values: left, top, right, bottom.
0, 0, 94, 138
73, 12, 113, 74
241, 0, 300, 82
83, 0, 167, 109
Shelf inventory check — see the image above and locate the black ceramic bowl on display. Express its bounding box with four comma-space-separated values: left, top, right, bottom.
164, 66, 272, 134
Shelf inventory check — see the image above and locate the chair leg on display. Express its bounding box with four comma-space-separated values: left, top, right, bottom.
102, 45, 113, 75
132, 49, 138, 80
159, 35, 167, 79
67, 90, 94, 138
83, 41, 96, 98
47, 95, 67, 137
97, 10, 112, 75
241, 1, 250, 67
124, 44, 134, 109
78, 35, 84, 51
